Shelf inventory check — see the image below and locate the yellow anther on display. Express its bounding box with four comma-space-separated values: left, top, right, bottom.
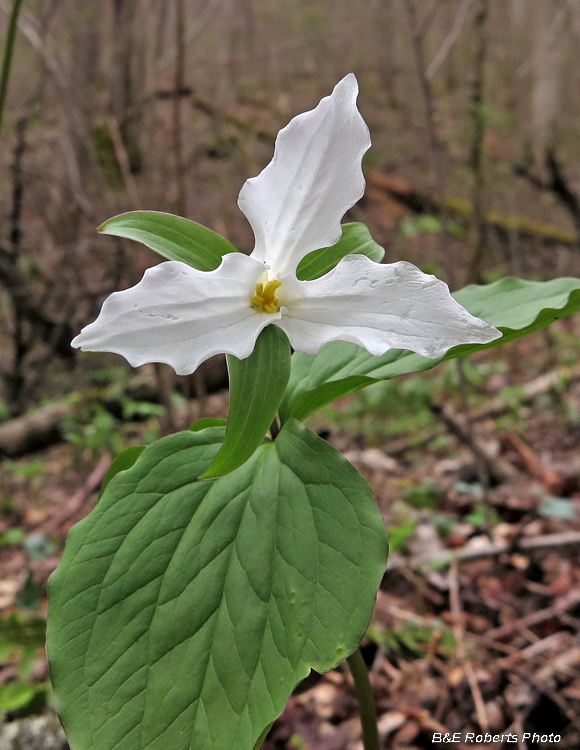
251, 279, 283, 313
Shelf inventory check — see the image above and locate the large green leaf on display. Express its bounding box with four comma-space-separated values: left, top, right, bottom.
99, 445, 146, 499
202, 325, 291, 479
296, 223, 385, 281
48, 421, 387, 750
446, 276, 580, 357
98, 211, 237, 271
279, 346, 438, 423
280, 276, 580, 423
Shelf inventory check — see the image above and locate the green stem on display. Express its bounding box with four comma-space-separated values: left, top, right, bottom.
347, 647, 380, 750
0, 0, 24, 133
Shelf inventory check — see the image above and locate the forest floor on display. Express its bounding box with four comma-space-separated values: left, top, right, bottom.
1, 316, 580, 749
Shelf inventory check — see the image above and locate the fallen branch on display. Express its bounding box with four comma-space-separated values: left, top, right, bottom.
38, 452, 112, 535
384, 364, 580, 457
486, 589, 580, 641
387, 530, 580, 572
431, 402, 518, 483
0, 356, 228, 458
365, 171, 578, 247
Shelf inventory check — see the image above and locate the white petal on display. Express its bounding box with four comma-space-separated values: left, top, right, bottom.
238, 73, 371, 278
277, 256, 502, 359
72, 255, 277, 375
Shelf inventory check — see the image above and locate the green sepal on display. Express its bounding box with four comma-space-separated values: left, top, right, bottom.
48, 420, 387, 750
280, 276, 580, 423
99, 445, 146, 499
98, 211, 237, 271
295, 223, 385, 281
201, 325, 291, 480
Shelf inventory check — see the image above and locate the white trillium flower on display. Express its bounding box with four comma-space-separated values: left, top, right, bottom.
73, 74, 501, 375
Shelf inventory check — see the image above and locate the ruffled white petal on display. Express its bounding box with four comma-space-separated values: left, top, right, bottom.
72, 255, 277, 375
238, 73, 371, 278
277, 256, 502, 359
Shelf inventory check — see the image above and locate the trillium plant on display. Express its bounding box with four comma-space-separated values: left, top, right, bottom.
48, 74, 580, 750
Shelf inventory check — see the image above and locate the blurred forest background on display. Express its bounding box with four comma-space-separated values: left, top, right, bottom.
3, 0, 580, 748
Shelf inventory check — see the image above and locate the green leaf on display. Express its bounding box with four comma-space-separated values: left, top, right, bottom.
48, 420, 387, 750
295, 223, 385, 281
98, 211, 237, 272
446, 276, 580, 358
280, 345, 438, 424
388, 520, 417, 552
0, 682, 38, 712
99, 445, 146, 499
280, 276, 580, 423
0, 528, 26, 546
189, 417, 227, 432
202, 326, 291, 480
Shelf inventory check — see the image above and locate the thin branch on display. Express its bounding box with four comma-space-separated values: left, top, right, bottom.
173, 0, 187, 218
0, 0, 24, 132
156, 0, 226, 72
107, 116, 142, 208
426, 0, 474, 80
38, 452, 112, 535
449, 561, 489, 732
468, 0, 490, 283
455, 358, 494, 536
387, 530, 580, 572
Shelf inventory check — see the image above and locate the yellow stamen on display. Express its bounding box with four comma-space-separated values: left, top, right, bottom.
251, 279, 283, 313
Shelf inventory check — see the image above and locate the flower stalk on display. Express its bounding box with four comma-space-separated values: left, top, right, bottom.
347, 648, 380, 750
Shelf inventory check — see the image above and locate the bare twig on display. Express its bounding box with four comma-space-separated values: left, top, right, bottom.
387, 530, 580, 572
449, 561, 489, 731
171, 0, 208, 416
508, 665, 580, 734
173, 0, 186, 217
402, 0, 446, 159
0, 0, 24, 132
402, 0, 458, 281
515, 148, 580, 247
431, 401, 518, 483
486, 589, 580, 641
468, 0, 489, 283
426, 0, 474, 80
0, 0, 94, 155
384, 364, 580, 457
4, 116, 30, 413
107, 116, 141, 208
39, 452, 112, 535
456, 358, 494, 535
156, 0, 226, 73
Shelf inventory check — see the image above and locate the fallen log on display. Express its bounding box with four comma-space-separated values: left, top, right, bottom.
365, 171, 578, 247
0, 355, 228, 458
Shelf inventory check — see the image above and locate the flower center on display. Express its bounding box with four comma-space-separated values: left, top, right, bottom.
251, 279, 282, 314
